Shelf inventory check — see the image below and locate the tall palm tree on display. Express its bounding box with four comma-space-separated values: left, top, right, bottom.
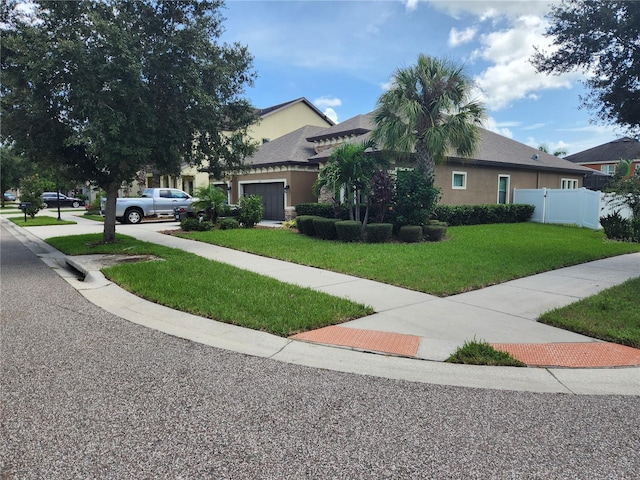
372, 55, 485, 180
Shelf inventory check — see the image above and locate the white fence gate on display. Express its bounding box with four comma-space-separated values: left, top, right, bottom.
513, 188, 631, 230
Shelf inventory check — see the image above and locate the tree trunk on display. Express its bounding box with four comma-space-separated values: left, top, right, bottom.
415, 141, 435, 180
102, 182, 120, 244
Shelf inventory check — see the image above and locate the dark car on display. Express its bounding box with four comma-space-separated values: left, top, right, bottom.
4, 192, 16, 202
41, 192, 83, 208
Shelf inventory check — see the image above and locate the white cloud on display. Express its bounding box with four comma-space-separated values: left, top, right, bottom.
323, 108, 339, 124
448, 26, 477, 47
471, 15, 583, 110
314, 96, 342, 109
427, 0, 555, 20
482, 116, 514, 138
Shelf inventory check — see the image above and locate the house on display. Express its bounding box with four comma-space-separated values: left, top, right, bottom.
142, 97, 335, 197
232, 111, 593, 220
564, 137, 640, 189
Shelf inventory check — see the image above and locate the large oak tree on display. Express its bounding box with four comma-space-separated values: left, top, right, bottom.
532, 0, 640, 136
1, 0, 257, 242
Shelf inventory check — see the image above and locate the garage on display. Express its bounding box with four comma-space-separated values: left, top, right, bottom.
242, 182, 285, 221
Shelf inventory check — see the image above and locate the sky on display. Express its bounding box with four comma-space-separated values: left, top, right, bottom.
219, 0, 626, 156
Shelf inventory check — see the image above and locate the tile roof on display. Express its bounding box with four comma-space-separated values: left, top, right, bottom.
245, 110, 594, 175
564, 137, 640, 164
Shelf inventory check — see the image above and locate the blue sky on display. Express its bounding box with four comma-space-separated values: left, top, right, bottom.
220, 0, 625, 156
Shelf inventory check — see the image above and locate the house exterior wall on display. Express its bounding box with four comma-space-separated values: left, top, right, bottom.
251, 102, 333, 143
578, 160, 640, 175
434, 162, 584, 205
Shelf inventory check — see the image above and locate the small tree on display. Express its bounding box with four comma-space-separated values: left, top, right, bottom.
390, 169, 441, 230
191, 185, 228, 223
605, 159, 640, 220
18, 175, 52, 218
237, 195, 264, 228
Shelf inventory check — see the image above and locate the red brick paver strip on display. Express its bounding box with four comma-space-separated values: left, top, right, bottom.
491, 342, 640, 368
291, 326, 420, 357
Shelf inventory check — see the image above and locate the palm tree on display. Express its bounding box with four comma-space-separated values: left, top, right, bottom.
313, 139, 381, 222
190, 184, 228, 223
372, 55, 485, 180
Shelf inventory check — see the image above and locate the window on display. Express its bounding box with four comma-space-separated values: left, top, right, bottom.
561, 178, 579, 189
452, 171, 467, 189
601, 164, 616, 175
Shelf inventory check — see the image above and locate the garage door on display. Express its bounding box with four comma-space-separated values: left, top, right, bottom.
243, 183, 285, 221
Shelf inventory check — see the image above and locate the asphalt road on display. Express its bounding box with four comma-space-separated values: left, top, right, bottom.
1, 223, 639, 479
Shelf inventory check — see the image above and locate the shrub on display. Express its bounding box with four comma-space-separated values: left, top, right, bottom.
399, 225, 423, 243
282, 219, 297, 229
365, 223, 393, 243
433, 204, 534, 226
296, 215, 317, 236
600, 211, 632, 241
335, 220, 362, 242
391, 170, 441, 231
423, 222, 447, 241
238, 195, 264, 228
218, 217, 239, 230
295, 203, 335, 218
313, 217, 340, 240
181, 218, 214, 231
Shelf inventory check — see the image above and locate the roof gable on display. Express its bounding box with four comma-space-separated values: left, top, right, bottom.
256, 97, 335, 126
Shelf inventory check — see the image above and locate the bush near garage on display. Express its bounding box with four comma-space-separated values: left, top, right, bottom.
296, 215, 318, 236
237, 194, 264, 228
217, 217, 240, 230
181, 218, 214, 231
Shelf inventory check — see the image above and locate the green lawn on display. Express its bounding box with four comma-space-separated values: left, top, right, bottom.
9, 215, 76, 227
178, 223, 640, 296
539, 277, 640, 348
46, 234, 372, 336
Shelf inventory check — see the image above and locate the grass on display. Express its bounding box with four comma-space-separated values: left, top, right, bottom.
177, 223, 640, 296
9, 215, 76, 227
81, 214, 104, 222
45, 234, 373, 336
445, 339, 526, 366
539, 277, 640, 348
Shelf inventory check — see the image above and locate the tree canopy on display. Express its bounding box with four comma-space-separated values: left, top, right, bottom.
532, 0, 640, 136
1, 0, 258, 242
372, 55, 485, 181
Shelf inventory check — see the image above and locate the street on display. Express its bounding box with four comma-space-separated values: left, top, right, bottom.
1, 223, 639, 479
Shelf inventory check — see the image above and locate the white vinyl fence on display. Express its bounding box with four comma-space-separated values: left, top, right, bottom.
513, 188, 632, 230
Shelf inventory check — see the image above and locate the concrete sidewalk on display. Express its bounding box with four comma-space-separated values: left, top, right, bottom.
3, 212, 640, 395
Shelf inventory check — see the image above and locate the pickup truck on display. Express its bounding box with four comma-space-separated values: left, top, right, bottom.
102, 188, 195, 224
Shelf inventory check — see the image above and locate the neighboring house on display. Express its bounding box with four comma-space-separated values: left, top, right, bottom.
233, 111, 592, 220
141, 97, 335, 197
564, 137, 640, 189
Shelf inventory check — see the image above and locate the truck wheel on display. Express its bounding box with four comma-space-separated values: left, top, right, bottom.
124, 208, 143, 224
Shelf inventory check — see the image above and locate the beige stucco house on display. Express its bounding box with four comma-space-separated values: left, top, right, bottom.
236, 112, 593, 220
141, 97, 334, 199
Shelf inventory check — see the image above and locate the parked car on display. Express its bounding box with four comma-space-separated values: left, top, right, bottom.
3, 192, 16, 202
101, 188, 195, 224
41, 192, 83, 208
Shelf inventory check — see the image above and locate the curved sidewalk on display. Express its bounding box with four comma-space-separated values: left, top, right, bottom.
3, 214, 640, 395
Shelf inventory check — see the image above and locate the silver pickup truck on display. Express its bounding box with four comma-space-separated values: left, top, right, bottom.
102, 188, 194, 224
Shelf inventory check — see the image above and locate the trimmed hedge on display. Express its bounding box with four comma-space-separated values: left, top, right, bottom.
295, 203, 335, 218
365, 223, 393, 243
423, 222, 447, 241
433, 204, 534, 226
335, 221, 362, 242
296, 215, 317, 236
313, 217, 340, 240
399, 225, 423, 243
218, 217, 239, 230
181, 218, 214, 231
